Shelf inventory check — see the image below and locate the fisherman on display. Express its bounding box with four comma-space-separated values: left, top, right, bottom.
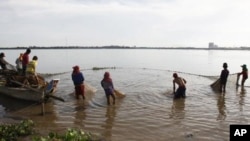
101, 72, 116, 105
26, 56, 39, 86
220, 62, 229, 92
71, 65, 85, 100
15, 53, 23, 75
0, 52, 10, 70
172, 73, 187, 99
236, 64, 248, 86
22, 48, 31, 76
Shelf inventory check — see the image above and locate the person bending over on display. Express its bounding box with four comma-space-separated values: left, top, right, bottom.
173, 73, 187, 99
236, 64, 248, 86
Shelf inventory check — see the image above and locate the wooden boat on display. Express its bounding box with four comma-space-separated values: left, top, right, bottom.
0, 72, 60, 102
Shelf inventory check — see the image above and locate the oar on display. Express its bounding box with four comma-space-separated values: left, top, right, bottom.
45, 94, 65, 102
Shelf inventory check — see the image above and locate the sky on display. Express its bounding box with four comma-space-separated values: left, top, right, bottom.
1, 0, 250, 48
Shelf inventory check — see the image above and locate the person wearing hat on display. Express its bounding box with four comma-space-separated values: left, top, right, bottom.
71, 65, 85, 99
172, 73, 187, 99
236, 64, 248, 86
220, 62, 229, 92
0, 52, 10, 70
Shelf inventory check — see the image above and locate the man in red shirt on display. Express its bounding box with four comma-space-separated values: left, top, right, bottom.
22, 48, 31, 76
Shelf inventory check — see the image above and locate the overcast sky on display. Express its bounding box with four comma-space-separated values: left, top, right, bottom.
1, 0, 250, 48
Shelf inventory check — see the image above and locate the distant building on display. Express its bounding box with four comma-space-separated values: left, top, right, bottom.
208, 42, 218, 48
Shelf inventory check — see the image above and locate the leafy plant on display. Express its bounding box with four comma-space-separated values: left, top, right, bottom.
32, 128, 98, 141
0, 120, 101, 141
0, 119, 34, 141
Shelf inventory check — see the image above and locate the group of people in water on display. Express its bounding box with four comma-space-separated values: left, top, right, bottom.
71, 62, 249, 105
71, 65, 116, 105
1, 48, 248, 105
0, 48, 40, 86
173, 62, 248, 97
220, 62, 248, 92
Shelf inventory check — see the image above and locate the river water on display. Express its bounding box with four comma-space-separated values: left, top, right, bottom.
0, 49, 250, 141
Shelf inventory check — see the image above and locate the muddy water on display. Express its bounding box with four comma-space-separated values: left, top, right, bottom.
1, 68, 249, 141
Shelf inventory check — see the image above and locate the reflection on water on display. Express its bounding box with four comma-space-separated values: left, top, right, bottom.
101, 106, 117, 140
1, 68, 250, 141
170, 98, 186, 119
74, 100, 87, 127
217, 94, 226, 120
236, 86, 246, 112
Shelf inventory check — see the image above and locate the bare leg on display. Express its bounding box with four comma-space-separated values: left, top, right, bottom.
241, 79, 245, 86
219, 84, 223, 92
223, 84, 226, 92
111, 93, 116, 105
106, 94, 110, 105
236, 74, 240, 85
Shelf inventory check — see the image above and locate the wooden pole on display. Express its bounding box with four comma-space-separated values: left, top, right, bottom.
10, 79, 64, 115
41, 91, 45, 115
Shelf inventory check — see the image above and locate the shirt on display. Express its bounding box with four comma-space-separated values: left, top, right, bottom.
26, 60, 38, 74
22, 53, 29, 66
72, 72, 84, 85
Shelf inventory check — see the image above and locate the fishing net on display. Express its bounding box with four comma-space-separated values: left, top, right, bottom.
210, 73, 238, 91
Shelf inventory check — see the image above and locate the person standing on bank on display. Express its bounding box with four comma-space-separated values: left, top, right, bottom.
71, 65, 85, 100
15, 53, 23, 75
220, 62, 229, 92
22, 48, 31, 76
236, 64, 248, 86
101, 72, 115, 105
173, 73, 187, 99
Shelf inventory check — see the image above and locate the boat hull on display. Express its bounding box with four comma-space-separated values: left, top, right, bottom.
0, 79, 59, 102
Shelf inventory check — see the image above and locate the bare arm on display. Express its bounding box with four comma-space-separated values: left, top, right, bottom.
183, 78, 187, 84
173, 80, 176, 94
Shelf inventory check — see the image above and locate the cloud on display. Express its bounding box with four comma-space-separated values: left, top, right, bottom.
1, 0, 250, 47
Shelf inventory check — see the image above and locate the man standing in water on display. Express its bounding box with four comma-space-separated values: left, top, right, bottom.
236, 64, 248, 86
220, 62, 229, 92
173, 73, 187, 99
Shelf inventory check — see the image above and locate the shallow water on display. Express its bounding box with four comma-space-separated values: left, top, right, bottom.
1, 49, 250, 140
1, 68, 249, 141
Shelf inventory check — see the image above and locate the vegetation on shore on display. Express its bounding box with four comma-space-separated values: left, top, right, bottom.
0, 120, 103, 141
0, 119, 34, 140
